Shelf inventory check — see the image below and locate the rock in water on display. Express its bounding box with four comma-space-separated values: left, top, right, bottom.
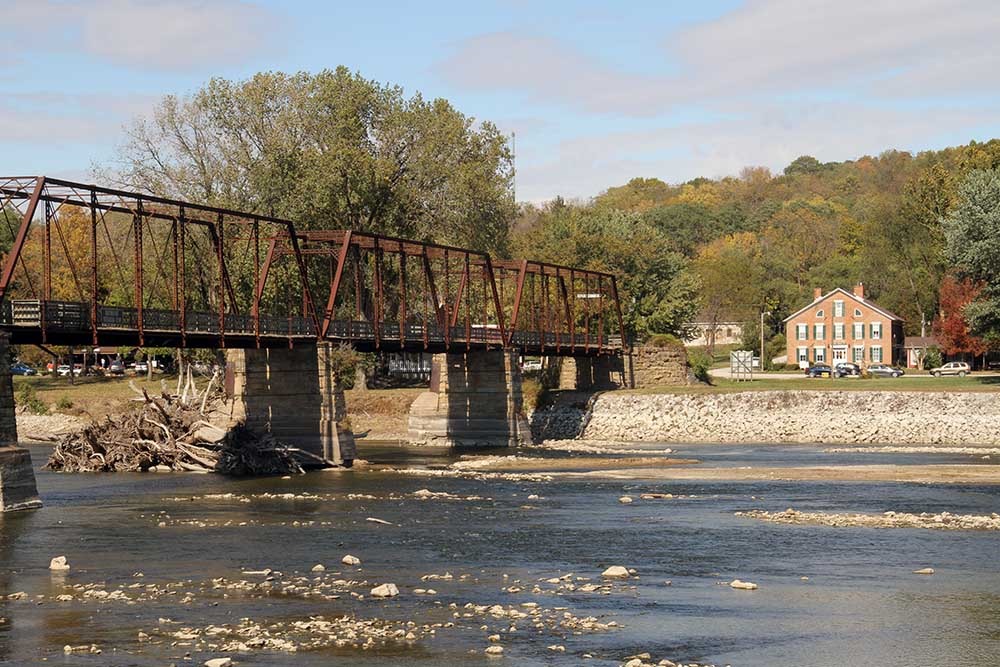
913, 567, 935, 575
204, 659, 233, 667
311, 563, 326, 572
730, 579, 758, 590
49, 556, 70, 571
371, 583, 399, 598
485, 645, 504, 656
342, 554, 361, 566
601, 565, 630, 578
619, 496, 633, 504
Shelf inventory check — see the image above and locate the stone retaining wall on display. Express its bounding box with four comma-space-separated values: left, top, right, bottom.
535, 390, 1000, 446
626, 345, 689, 388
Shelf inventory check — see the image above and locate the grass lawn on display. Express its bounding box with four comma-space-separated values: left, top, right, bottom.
628, 374, 1000, 394
13, 373, 189, 418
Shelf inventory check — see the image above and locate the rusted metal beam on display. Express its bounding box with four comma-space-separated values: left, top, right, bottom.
321, 230, 352, 339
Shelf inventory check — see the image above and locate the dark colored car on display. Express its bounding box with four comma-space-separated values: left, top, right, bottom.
868, 363, 904, 378
10, 362, 36, 376
108, 360, 125, 376
805, 364, 832, 378
834, 362, 861, 378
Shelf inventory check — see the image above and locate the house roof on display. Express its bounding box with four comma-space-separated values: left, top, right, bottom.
782, 287, 905, 323
904, 336, 938, 348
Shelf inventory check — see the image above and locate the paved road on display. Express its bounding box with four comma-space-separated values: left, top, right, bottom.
709, 367, 1000, 380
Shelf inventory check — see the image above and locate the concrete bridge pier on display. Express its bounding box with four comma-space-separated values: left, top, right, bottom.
227, 342, 356, 467
408, 349, 530, 447
0, 333, 42, 512
557, 356, 625, 390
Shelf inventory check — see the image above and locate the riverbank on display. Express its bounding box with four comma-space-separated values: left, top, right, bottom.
533, 390, 1000, 447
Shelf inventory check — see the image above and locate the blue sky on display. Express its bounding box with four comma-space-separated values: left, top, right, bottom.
3, 0, 999, 202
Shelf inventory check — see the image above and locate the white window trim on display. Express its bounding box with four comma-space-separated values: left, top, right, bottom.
834, 323, 845, 340
871, 323, 882, 339
871, 345, 883, 363
796, 323, 808, 340
834, 300, 845, 317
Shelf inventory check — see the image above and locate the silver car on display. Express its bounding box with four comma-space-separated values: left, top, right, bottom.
868, 363, 904, 378
929, 361, 970, 377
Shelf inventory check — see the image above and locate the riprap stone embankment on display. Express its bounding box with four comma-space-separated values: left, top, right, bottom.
532, 390, 1000, 446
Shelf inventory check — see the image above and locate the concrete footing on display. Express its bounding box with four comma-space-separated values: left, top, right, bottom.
408, 349, 529, 447
227, 342, 356, 466
556, 356, 626, 390
0, 333, 41, 512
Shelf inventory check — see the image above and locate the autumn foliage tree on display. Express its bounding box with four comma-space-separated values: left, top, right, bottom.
934, 275, 987, 360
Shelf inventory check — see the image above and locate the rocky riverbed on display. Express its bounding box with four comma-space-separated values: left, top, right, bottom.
736, 508, 1000, 530
533, 390, 1000, 446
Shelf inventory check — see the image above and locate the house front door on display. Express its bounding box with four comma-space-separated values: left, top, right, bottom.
832, 346, 847, 363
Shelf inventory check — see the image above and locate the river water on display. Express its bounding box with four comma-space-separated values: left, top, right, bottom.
1, 442, 999, 666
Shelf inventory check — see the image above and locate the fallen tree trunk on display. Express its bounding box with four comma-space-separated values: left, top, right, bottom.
46, 385, 303, 476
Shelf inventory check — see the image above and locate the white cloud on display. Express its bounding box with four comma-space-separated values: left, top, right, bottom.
0, 92, 158, 145
1, 0, 280, 71
515, 101, 1000, 202
438, 0, 1000, 115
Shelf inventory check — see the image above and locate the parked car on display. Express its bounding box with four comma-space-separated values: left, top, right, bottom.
868, 363, 904, 378
929, 361, 971, 377
805, 364, 833, 378
56, 364, 82, 376
834, 362, 861, 378
132, 361, 149, 373
10, 362, 36, 376
108, 360, 125, 376
521, 360, 543, 372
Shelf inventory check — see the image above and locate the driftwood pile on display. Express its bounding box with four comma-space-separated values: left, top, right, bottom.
46, 375, 303, 476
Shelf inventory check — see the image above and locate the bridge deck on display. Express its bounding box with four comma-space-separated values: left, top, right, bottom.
0, 299, 621, 355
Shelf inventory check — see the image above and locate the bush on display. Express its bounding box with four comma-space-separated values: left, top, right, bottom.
785, 363, 802, 372
922, 346, 943, 370
521, 377, 550, 411
687, 349, 713, 384
647, 333, 683, 348
56, 395, 74, 410
16, 382, 47, 415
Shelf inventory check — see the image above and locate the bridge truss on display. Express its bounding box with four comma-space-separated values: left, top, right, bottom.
0, 177, 626, 356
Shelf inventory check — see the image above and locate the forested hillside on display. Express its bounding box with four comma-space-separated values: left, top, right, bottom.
513, 140, 1000, 349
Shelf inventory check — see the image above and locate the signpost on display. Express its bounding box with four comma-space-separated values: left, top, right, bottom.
731, 349, 754, 382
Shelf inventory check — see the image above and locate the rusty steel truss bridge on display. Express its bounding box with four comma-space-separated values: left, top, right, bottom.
0, 177, 627, 356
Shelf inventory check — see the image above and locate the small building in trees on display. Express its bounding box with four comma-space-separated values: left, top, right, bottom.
684, 311, 744, 349
903, 336, 939, 369
783, 284, 904, 368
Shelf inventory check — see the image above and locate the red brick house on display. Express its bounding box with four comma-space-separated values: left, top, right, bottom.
784, 284, 905, 368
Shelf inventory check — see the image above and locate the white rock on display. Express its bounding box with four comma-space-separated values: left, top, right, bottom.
619, 496, 633, 504
601, 565, 630, 579
311, 563, 326, 572
913, 567, 935, 575
487, 633, 501, 642
371, 583, 399, 598
341, 554, 361, 566
730, 579, 758, 590
204, 659, 233, 667
485, 645, 504, 656
49, 556, 70, 571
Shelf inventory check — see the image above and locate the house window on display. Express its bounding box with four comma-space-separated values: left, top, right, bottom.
854, 308, 862, 317
834, 323, 845, 340
852, 346, 864, 363
814, 323, 825, 339
853, 323, 864, 340
814, 346, 826, 363
797, 347, 808, 363
871, 346, 883, 363
834, 300, 844, 317
796, 324, 808, 340
871, 322, 882, 339
815, 309, 824, 317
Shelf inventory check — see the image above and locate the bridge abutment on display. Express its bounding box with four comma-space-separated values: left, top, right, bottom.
408, 349, 529, 447
227, 343, 356, 467
556, 356, 625, 390
0, 333, 42, 512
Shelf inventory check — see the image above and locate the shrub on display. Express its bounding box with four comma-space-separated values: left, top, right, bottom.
56, 395, 74, 410
16, 382, 47, 415
922, 346, 943, 370
647, 333, 683, 348
687, 349, 713, 384
521, 377, 550, 412
785, 363, 801, 372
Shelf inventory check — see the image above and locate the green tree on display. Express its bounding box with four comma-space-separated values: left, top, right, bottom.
111, 67, 515, 254
944, 168, 1000, 339
692, 232, 764, 351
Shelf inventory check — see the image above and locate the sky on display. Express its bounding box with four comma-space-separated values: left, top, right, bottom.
2, 0, 1000, 203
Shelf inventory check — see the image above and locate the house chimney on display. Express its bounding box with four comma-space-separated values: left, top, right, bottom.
853, 282, 864, 299
813, 287, 822, 300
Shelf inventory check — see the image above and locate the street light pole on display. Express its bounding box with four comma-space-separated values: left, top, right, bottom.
760, 310, 769, 371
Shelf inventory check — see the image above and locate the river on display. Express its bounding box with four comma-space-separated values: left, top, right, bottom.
1, 442, 999, 666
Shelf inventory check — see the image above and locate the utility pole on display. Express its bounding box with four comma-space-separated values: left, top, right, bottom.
511, 131, 516, 204
760, 310, 770, 372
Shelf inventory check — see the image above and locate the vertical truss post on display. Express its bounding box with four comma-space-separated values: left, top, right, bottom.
43, 200, 52, 302
568, 270, 576, 353
443, 249, 451, 349
463, 253, 471, 350
598, 275, 604, 351
178, 207, 187, 347
134, 200, 144, 346
216, 212, 226, 346
373, 236, 382, 349
252, 219, 260, 346
90, 192, 99, 344
611, 275, 627, 352
285, 223, 320, 340
399, 247, 407, 346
